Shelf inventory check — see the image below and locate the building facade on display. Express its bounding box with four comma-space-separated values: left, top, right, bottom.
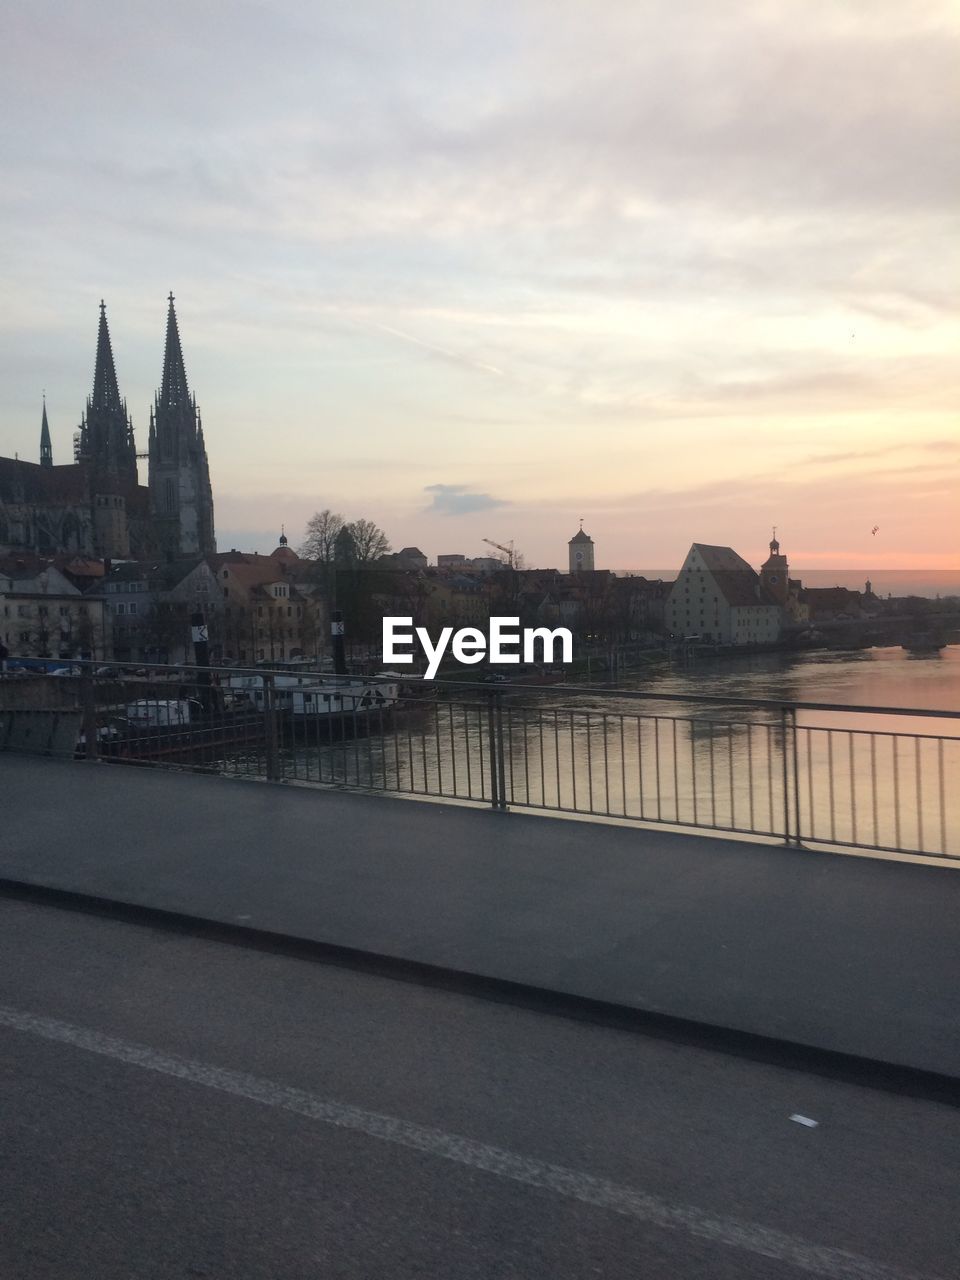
103, 557, 222, 664
666, 543, 782, 645
213, 541, 327, 664
1, 562, 108, 661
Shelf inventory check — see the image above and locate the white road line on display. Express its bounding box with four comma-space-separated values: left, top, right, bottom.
0, 1002, 942, 1280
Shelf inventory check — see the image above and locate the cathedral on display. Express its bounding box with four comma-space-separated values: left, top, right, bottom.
0, 296, 215, 561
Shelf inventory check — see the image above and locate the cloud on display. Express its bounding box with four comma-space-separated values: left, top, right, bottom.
797, 439, 960, 468
0, 0, 957, 576
423, 483, 508, 516
365, 321, 505, 378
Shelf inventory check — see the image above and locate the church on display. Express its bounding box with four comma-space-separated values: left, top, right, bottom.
0, 296, 215, 561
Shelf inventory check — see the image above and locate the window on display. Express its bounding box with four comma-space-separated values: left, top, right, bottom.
129, 602, 137, 615
117, 603, 126, 615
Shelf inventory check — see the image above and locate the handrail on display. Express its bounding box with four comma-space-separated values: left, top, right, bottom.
4, 653, 958, 859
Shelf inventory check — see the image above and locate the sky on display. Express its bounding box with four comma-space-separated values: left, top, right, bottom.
1, 0, 958, 577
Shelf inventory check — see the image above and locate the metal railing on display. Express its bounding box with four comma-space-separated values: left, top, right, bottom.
2, 658, 958, 860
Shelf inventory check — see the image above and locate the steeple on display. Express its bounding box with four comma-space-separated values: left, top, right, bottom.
40, 395, 52, 467
761, 526, 788, 604
151, 293, 201, 463
148, 293, 216, 557
91, 300, 122, 415
77, 300, 138, 481
159, 292, 190, 408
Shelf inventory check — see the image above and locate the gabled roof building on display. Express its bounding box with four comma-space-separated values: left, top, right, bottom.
666, 542, 783, 645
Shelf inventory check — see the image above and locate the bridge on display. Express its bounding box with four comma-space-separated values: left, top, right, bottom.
3, 662, 960, 1278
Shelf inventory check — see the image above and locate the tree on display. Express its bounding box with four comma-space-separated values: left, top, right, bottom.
299, 510, 391, 568
347, 518, 391, 567
298, 509, 345, 563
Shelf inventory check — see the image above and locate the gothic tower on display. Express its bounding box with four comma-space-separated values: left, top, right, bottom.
148, 294, 216, 558
760, 528, 789, 604
77, 301, 137, 557
76, 302, 138, 483
39, 396, 52, 467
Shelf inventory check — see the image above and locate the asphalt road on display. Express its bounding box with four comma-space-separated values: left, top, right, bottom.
1, 897, 958, 1280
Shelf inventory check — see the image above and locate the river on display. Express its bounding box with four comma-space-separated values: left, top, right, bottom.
609, 643, 960, 714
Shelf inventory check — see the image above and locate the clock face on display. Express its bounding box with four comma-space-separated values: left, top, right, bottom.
769, 574, 778, 583
576, 552, 583, 562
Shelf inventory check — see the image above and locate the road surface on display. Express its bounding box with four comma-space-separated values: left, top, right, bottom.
0, 897, 957, 1279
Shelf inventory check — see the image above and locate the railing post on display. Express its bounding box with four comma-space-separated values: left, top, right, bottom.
780, 705, 801, 846
486, 691, 499, 809
485, 690, 508, 810
792, 707, 802, 846
81, 667, 98, 763
495, 691, 508, 810
263, 673, 281, 782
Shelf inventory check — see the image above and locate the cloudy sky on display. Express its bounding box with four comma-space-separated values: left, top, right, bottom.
1, 0, 957, 574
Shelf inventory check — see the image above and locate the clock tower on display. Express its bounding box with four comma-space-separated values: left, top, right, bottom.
760, 528, 789, 604
568, 521, 595, 573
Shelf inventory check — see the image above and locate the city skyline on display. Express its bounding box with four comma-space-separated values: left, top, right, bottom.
2, 0, 958, 572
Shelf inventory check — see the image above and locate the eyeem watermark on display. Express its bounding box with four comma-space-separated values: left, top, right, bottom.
383, 617, 573, 680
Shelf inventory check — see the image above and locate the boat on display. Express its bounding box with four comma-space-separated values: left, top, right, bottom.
228, 671, 404, 739
902, 635, 947, 654
78, 695, 266, 763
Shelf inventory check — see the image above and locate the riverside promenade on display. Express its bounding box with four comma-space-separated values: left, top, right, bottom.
3, 753, 960, 1081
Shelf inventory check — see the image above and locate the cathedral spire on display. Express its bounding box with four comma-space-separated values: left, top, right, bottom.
77, 299, 137, 480
159, 292, 190, 408
148, 294, 216, 557
91, 300, 123, 415
40, 395, 52, 467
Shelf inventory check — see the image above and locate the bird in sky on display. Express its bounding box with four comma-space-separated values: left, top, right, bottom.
872, 526, 880, 536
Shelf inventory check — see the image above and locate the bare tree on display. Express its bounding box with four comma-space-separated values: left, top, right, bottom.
298, 509, 345, 563
347, 518, 391, 567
